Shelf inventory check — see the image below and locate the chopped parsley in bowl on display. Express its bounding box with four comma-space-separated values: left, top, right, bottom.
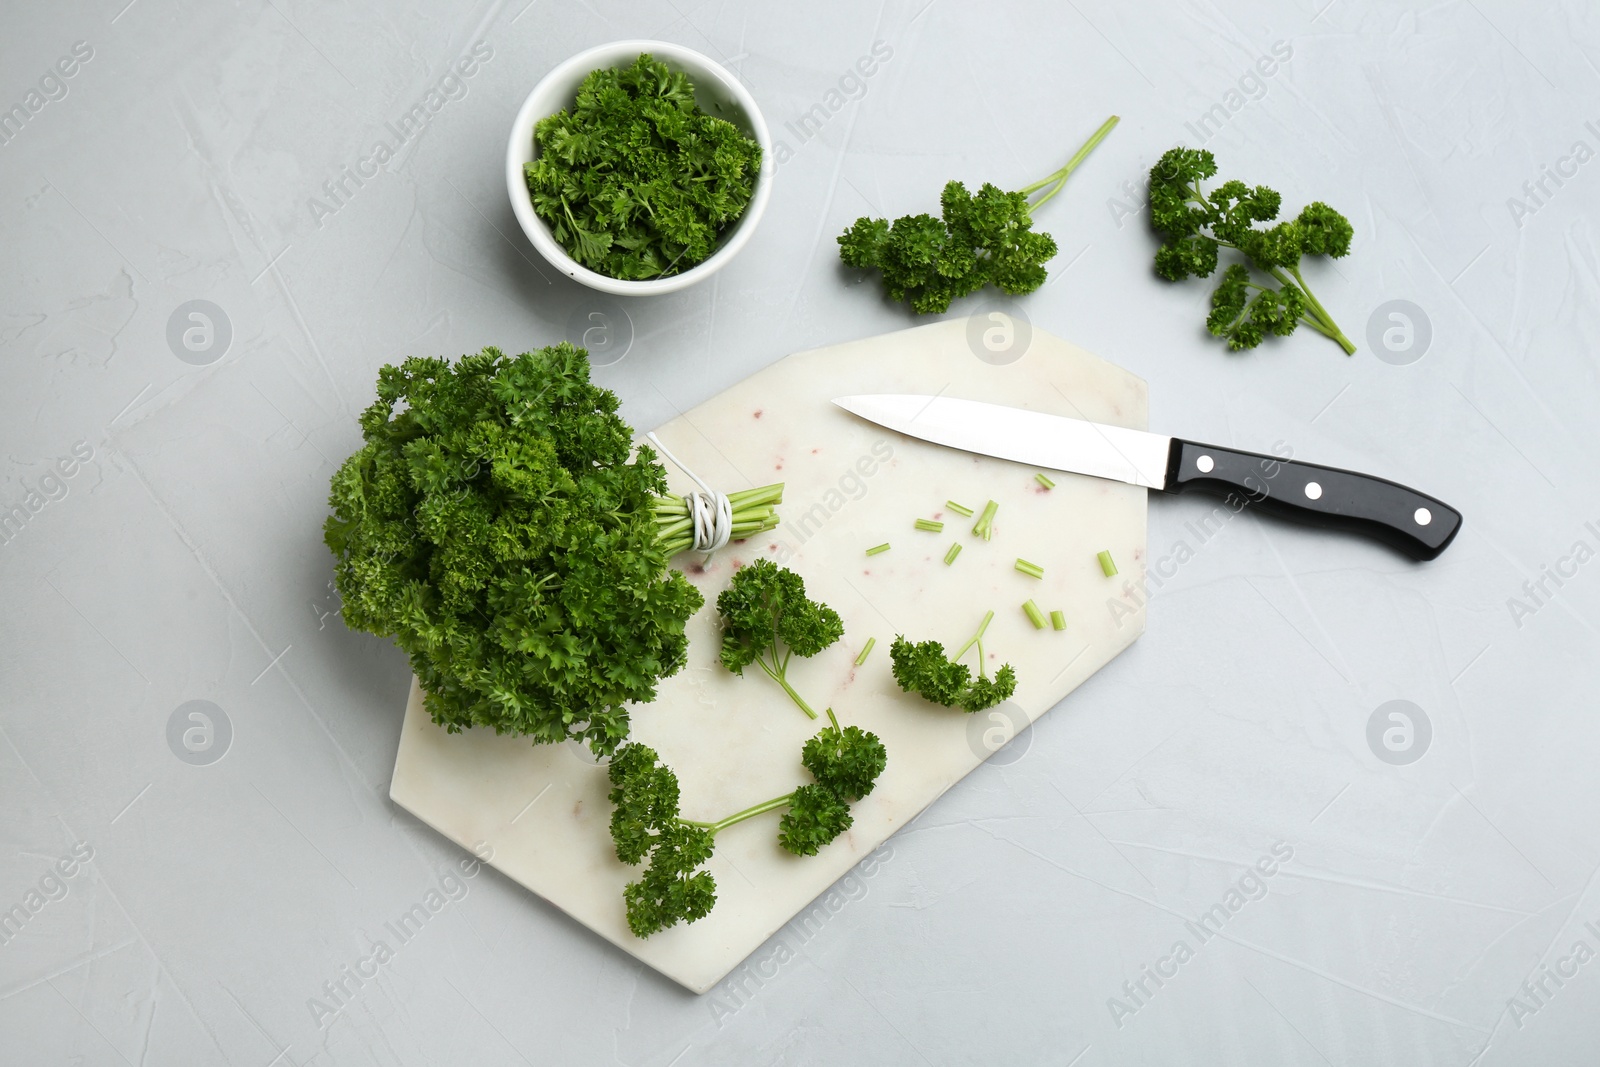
519, 51, 765, 285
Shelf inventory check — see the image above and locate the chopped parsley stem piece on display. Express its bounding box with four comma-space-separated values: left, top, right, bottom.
1035, 473, 1056, 489
1022, 599, 1047, 629
1050, 610, 1067, 631
914, 518, 944, 533
855, 638, 876, 666
945, 500, 975, 517
944, 542, 963, 566
1015, 558, 1044, 579
972, 500, 999, 541
1098, 550, 1118, 577
866, 542, 891, 556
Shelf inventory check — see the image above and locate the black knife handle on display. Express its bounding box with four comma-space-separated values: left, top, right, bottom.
1163, 439, 1462, 561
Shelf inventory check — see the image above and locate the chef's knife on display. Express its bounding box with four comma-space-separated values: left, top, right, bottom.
832, 394, 1462, 561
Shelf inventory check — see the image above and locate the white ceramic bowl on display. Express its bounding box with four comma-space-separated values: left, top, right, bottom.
505, 40, 773, 296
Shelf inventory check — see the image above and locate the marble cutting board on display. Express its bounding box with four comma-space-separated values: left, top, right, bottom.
389, 316, 1148, 993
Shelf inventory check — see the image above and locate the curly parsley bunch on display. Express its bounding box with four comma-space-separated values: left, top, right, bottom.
524, 53, 763, 280
324, 343, 710, 756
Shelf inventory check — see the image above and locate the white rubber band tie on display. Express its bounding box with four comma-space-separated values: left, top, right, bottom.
645, 432, 733, 553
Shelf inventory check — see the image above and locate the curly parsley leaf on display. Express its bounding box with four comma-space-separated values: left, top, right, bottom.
801, 722, 888, 802
607, 744, 717, 937
777, 784, 854, 857
779, 712, 886, 857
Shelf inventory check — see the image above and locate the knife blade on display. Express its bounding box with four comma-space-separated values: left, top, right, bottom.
832, 394, 1462, 561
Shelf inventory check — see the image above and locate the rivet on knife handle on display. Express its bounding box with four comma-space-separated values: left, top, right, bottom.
1163, 440, 1463, 561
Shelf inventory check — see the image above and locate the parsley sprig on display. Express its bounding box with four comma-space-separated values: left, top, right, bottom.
837, 115, 1119, 313
890, 610, 1017, 713
716, 559, 845, 720
1148, 147, 1356, 354
523, 53, 763, 280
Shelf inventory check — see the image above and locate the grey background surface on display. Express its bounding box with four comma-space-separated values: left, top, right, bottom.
2, 0, 1597, 1063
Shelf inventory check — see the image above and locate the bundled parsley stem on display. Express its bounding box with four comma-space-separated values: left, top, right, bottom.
1148, 147, 1356, 354
653, 484, 783, 556
323, 343, 783, 757
838, 115, 1119, 313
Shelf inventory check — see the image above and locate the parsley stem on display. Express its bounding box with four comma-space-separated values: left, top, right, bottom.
684, 793, 797, 834
1283, 265, 1356, 355
1015, 558, 1045, 579
725, 484, 787, 507
945, 500, 975, 517
854, 638, 876, 666
1228, 265, 1355, 353
1050, 609, 1067, 631
1238, 262, 1353, 356
914, 518, 944, 532
944, 542, 963, 566
1022, 599, 1047, 629
1292, 314, 1344, 343
954, 609, 996, 677
1021, 115, 1121, 212
755, 655, 820, 719
866, 542, 891, 556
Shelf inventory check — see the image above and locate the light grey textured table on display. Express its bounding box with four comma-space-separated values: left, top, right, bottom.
3, 1, 1598, 1063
